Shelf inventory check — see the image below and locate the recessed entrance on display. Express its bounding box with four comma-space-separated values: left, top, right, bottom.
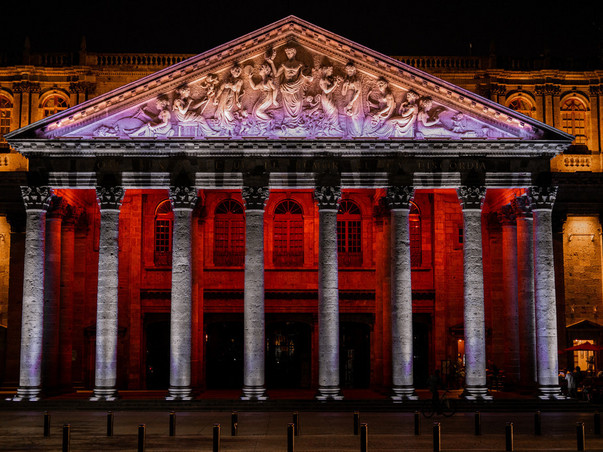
413, 313, 432, 388
143, 313, 170, 389
340, 322, 371, 388
266, 321, 312, 389
205, 320, 244, 389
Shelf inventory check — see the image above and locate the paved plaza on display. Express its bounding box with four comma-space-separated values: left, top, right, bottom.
1, 409, 603, 451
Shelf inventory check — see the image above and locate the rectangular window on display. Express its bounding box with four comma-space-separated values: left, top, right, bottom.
154, 219, 172, 266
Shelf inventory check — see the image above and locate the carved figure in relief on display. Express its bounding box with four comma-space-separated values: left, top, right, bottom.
364, 77, 395, 136
198, 74, 219, 114
213, 65, 245, 134
172, 85, 218, 136
415, 97, 455, 137
247, 62, 278, 133
266, 47, 313, 131
316, 64, 344, 136
127, 95, 174, 137
389, 90, 420, 138
341, 62, 364, 137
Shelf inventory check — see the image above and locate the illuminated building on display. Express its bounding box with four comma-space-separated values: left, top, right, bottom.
0, 16, 601, 400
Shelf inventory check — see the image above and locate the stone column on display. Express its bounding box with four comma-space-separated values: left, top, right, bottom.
315, 185, 343, 401
166, 186, 197, 401
241, 185, 269, 400
498, 204, 520, 384
457, 186, 492, 400
91, 186, 124, 401
387, 186, 418, 401
530, 186, 563, 399
14, 186, 52, 401
512, 195, 537, 386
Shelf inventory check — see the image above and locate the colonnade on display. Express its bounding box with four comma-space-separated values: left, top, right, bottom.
13, 183, 562, 401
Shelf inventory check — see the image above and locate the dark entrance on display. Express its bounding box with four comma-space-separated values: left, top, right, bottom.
144, 313, 170, 389
205, 320, 243, 389
413, 313, 432, 388
340, 322, 371, 388
266, 321, 311, 389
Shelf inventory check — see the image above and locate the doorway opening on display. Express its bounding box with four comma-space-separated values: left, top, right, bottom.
340, 322, 371, 388
266, 321, 312, 389
205, 320, 244, 389
143, 313, 170, 389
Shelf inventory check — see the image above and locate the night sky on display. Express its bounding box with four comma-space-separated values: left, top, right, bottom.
2, 0, 602, 62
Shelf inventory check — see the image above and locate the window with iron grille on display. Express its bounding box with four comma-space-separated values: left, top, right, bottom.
42, 95, 69, 118
214, 199, 245, 266
273, 200, 304, 267
154, 200, 173, 267
561, 98, 588, 145
410, 202, 422, 267
0, 96, 12, 143
337, 200, 362, 267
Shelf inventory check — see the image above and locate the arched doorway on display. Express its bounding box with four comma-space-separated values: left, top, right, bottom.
144, 313, 170, 389
340, 322, 371, 388
205, 320, 243, 389
266, 321, 312, 389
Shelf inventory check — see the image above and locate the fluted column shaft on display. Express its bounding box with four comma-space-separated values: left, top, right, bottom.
167, 187, 197, 400
457, 186, 491, 400
241, 186, 269, 400
387, 186, 418, 401
315, 186, 343, 401
91, 187, 124, 401
531, 186, 562, 399
15, 186, 52, 401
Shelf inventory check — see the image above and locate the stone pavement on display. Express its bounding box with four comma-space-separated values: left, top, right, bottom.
1, 410, 603, 451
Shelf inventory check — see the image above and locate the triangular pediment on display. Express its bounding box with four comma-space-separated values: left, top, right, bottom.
7, 16, 572, 143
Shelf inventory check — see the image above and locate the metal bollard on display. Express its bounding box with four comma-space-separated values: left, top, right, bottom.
137, 424, 146, 452
354, 411, 360, 435
414, 411, 420, 436
595, 412, 601, 436
169, 411, 176, 437
576, 421, 585, 451
360, 423, 368, 452
433, 422, 441, 452
213, 423, 221, 452
474, 411, 481, 436
43, 411, 51, 437
107, 411, 114, 437
62, 424, 71, 452
231, 411, 238, 436
287, 422, 295, 452
534, 410, 541, 436
505, 422, 514, 451
293, 411, 300, 436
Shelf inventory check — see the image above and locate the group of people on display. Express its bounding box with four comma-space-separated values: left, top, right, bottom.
560, 366, 603, 400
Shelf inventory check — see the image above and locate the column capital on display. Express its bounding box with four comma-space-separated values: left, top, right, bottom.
169, 186, 198, 210
386, 186, 415, 210
456, 185, 486, 210
96, 186, 125, 210
529, 186, 558, 210
511, 194, 533, 218
497, 204, 516, 226
20, 186, 53, 211
314, 185, 341, 210
242, 185, 269, 210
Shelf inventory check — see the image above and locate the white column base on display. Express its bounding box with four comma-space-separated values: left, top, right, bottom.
316, 386, 343, 401
12, 387, 41, 401
391, 386, 419, 402
241, 385, 268, 401
90, 387, 118, 401
462, 386, 493, 401
166, 386, 193, 401
538, 385, 565, 400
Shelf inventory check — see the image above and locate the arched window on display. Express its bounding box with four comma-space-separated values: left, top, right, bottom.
154, 200, 173, 267
273, 200, 304, 267
410, 202, 422, 267
0, 96, 12, 144
214, 199, 245, 266
338, 200, 362, 267
561, 98, 588, 145
507, 96, 534, 118
41, 95, 68, 117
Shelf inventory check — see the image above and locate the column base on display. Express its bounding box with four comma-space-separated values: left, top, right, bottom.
316, 386, 344, 401
538, 385, 565, 400
12, 387, 41, 401
90, 387, 119, 401
462, 386, 493, 401
166, 386, 193, 401
241, 385, 268, 401
391, 386, 419, 402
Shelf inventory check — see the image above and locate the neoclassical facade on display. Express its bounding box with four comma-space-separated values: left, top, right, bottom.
1, 16, 599, 401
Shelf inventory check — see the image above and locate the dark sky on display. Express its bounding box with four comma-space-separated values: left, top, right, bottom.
2, 0, 602, 62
